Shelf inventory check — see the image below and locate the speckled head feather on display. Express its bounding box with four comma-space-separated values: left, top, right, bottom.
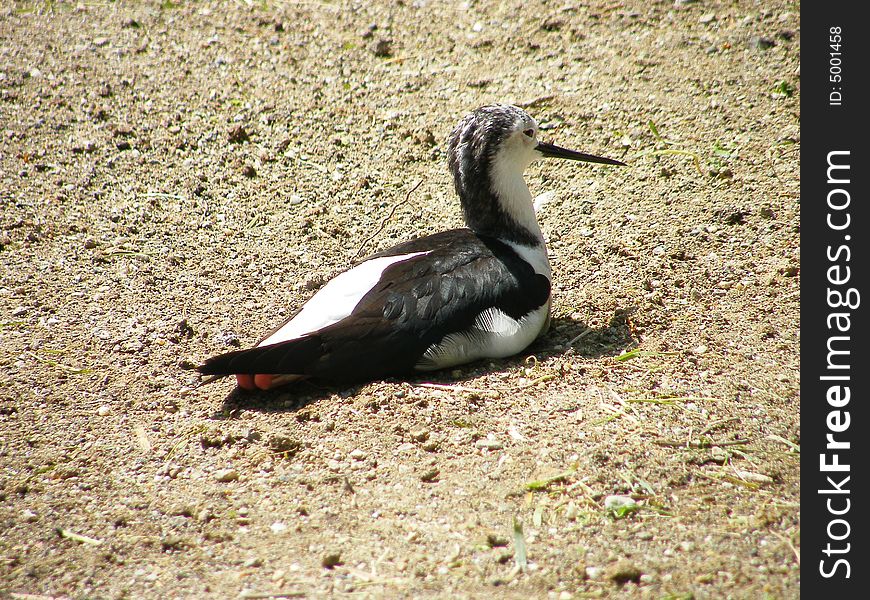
447, 105, 542, 246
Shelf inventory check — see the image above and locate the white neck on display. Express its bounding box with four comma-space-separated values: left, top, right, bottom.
489, 151, 545, 246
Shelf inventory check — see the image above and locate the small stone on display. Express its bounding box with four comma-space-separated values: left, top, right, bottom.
217, 331, 241, 347
84, 238, 99, 249
11, 306, 27, 317
270, 521, 288, 534
349, 449, 367, 461
215, 469, 239, 483
322, 553, 342, 569
268, 435, 301, 457
699, 13, 716, 23
585, 566, 605, 580
369, 38, 393, 57
409, 427, 430, 442
474, 439, 503, 451
242, 557, 263, 568
749, 36, 776, 50
72, 140, 97, 154
197, 507, 214, 522
541, 17, 564, 31
603, 495, 637, 511
679, 541, 696, 552
228, 125, 249, 143
422, 439, 440, 452
93, 37, 109, 47
608, 560, 642, 585
241, 164, 256, 178
22, 509, 38, 523
419, 468, 439, 483
486, 534, 509, 548
96, 405, 111, 417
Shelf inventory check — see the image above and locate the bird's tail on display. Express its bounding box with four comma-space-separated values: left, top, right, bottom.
197, 335, 322, 376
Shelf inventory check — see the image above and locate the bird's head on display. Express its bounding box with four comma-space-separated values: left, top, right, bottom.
447, 104, 624, 187
446, 104, 624, 245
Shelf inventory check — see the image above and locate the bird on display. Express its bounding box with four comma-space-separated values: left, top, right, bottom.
198, 104, 624, 391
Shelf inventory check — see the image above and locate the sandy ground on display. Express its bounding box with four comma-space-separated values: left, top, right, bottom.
1, 1, 800, 598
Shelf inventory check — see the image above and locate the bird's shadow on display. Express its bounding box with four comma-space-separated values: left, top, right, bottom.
212, 307, 637, 418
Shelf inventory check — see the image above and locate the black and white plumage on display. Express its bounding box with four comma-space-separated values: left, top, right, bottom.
198, 104, 624, 390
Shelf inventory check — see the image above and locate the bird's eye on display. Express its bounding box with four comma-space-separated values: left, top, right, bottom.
523, 128, 535, 138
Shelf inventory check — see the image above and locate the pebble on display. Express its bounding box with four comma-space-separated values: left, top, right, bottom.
322, 553, 342, 569
369, 38, 392, 57
585, 566, 604, 580
750, 36, 776, 50
11, 306, 27, 317
603, 495, 636, 510
474, 439, 503, 451
422, 439, 440, 452
228, 125, 249, 143
409, 427, 430, 442
486, 534, 509, 548
349, 449, 367, 461
608, 560, 642, 584
699, 13, 716, 23
419, 468, 439, 483
22, 509, 38, 523
96, 405, 111, 417
214, 469, 239, 483
270, 521, 288, 534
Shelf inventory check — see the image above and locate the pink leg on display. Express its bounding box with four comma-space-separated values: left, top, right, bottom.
236, 374, 257, 391
253, 374, 275, 390
235, 373, 301, 391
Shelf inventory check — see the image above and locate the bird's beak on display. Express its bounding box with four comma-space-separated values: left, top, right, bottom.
535, 141, 626, 166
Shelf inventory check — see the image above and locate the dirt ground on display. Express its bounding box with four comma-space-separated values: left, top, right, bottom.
1, 1, 800, 598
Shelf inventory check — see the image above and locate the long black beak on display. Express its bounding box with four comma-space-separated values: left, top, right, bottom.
536, 141, 626, 166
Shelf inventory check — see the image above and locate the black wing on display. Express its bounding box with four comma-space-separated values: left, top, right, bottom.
198, 229, 550, 382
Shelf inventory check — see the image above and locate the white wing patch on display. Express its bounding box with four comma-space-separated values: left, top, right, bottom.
258, 251, 430, 347
415, 303, 550, 371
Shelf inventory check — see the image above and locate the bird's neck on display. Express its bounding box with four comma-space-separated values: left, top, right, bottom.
458, 159, 544, 248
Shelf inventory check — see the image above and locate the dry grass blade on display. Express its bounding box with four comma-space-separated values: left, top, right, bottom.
57, 528, 102, 546
353, 180, 423, 260
512, 518, 528, 572
414, 382, 500, 398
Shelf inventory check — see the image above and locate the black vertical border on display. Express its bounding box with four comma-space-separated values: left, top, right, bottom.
801, 3, 868, 596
